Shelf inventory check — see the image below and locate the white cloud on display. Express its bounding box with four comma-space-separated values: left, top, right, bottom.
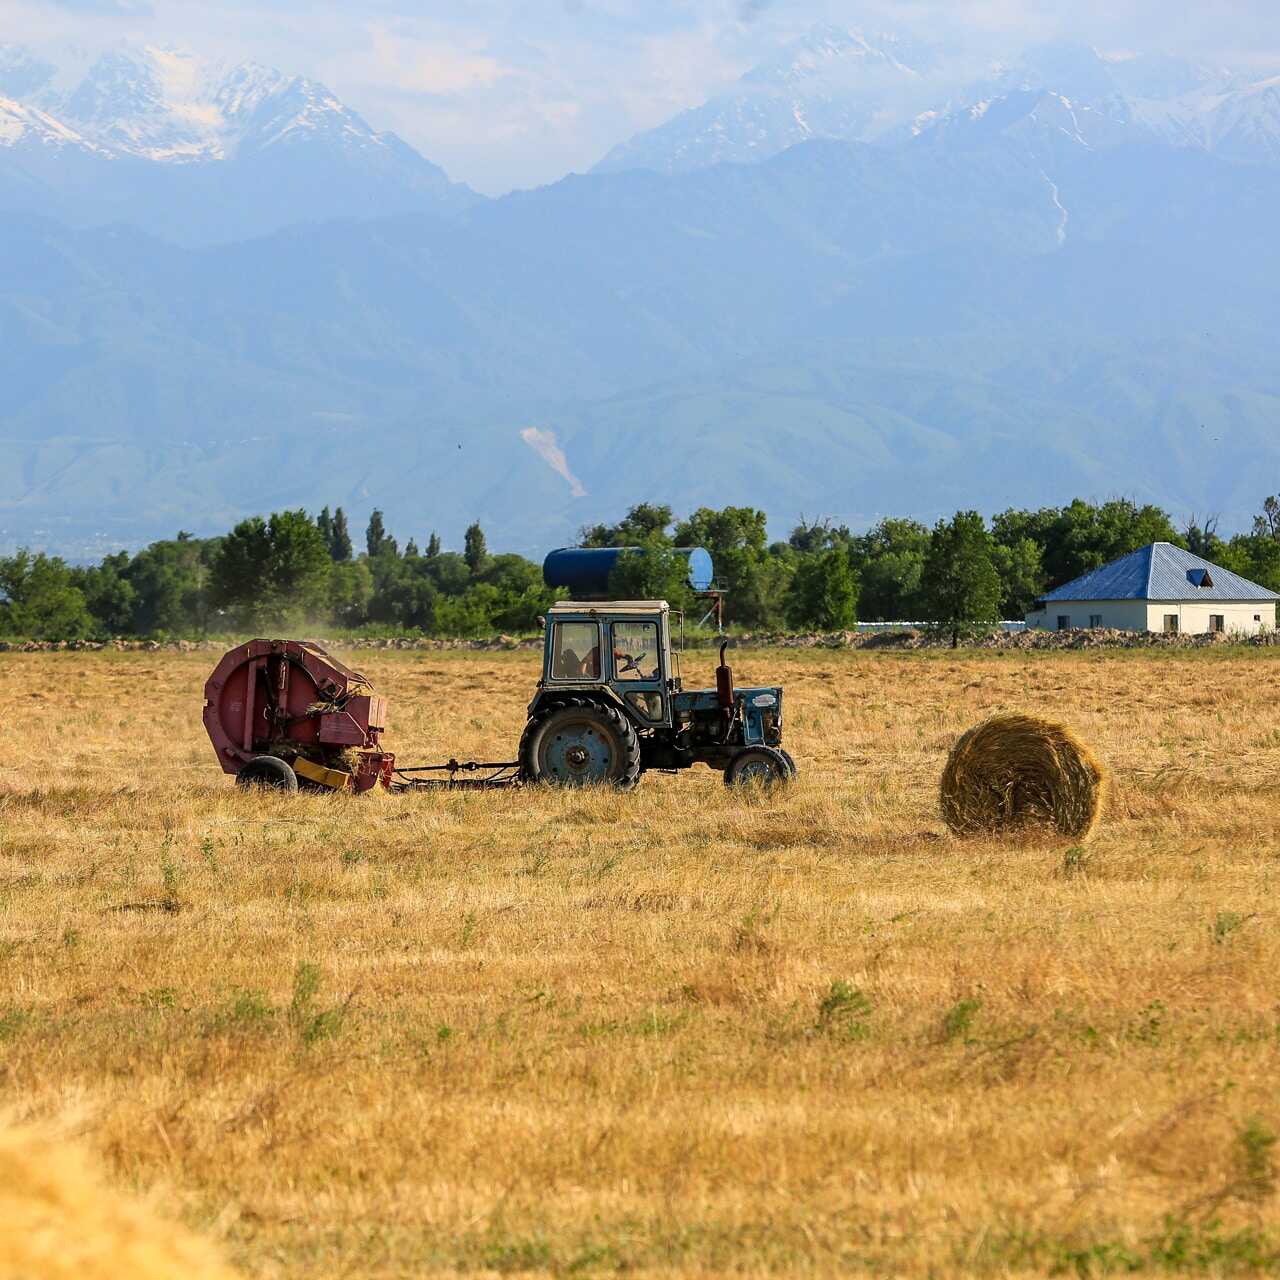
360, 26, 507, 96
44, 0, 152, 11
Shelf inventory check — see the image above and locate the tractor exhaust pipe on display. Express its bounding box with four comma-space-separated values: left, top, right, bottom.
716, 641, 734, 707
716, 640, 735, 739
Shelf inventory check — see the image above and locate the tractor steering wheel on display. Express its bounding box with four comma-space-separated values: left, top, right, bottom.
619, 651, 648, 675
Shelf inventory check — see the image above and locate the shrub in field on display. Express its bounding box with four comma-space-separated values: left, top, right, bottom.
815, 981, 872, 1040
939, 998, 982, 1044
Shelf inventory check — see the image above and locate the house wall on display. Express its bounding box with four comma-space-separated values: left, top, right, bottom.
1025, 601, 1151, 631
1026, 601, 1277, 634
1144, 602, 1276, 636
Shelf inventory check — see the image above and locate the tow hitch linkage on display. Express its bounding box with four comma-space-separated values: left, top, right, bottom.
389, 760, 523, 791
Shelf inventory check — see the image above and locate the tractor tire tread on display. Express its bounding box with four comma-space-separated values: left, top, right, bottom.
723, 745, 792, 788
519, 696, 641, 790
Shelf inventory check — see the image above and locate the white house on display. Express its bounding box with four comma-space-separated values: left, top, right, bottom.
1025, 542, 1278, 635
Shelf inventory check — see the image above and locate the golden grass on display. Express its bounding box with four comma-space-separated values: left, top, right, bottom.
2, 646, 1280, 1277
939, 713, 1108, 840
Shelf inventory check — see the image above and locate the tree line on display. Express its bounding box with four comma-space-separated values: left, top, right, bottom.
2, 497, 1279, 642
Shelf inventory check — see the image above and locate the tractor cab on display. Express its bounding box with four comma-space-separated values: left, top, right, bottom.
537, 599, 678, 728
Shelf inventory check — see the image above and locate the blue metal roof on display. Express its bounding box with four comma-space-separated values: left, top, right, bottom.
1040, 543, 1280, 603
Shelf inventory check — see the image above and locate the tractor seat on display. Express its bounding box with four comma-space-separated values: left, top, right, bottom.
554, 649, 581, 679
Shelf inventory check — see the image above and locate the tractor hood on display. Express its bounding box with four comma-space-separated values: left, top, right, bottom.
680, 686, 781, 706
673, 685, 784, 748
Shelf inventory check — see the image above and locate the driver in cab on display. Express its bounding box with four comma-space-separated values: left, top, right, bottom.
554, 626, 657, 681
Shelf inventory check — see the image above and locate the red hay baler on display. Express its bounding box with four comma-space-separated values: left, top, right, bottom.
203, 640, 394, 793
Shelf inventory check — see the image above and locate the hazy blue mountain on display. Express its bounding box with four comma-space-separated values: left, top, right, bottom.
3, 128, 1279, 556
0, 42, 478, 244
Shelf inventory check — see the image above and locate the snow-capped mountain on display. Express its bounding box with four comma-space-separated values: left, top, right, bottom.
911, 47, 1280, 170
597, 27, 1280, 176
0, 95, 102, 155
1131, 74, 1280, 166
910, 89, 1137, 160
0, 42, 478, 243
593, 25, 937, 175
0, 42, 417, 164
1205, 76, 1280, 164
740, 23, 934, 88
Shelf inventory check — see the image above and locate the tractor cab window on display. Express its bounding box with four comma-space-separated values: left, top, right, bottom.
551, 621, 600, 680
612, 621, 660, 682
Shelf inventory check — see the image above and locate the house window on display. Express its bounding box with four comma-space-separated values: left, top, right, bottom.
1163, 614, 1179, 634
1089, 614, 1103, 629
1056, 615, 1071, 631
551, 621, 600, 679
1209, 615, 1225, 633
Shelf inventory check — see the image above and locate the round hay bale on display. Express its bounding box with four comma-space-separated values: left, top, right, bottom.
940, 713, 1107, 839
0, 1123, 240, 1280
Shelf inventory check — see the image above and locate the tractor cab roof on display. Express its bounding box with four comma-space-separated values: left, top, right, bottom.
548, 600, 670, 616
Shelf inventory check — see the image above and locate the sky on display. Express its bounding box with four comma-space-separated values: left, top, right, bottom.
6, 0, 1280, 192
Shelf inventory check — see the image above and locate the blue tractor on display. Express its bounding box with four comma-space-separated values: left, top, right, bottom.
518, 547, 795, 789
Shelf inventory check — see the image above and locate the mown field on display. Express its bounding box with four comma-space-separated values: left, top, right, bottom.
2, 646, 1280, 1278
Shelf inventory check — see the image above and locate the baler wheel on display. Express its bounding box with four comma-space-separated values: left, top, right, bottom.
724, 746, 792, 789
519, 698, 641, 790
236, 755, 299, 793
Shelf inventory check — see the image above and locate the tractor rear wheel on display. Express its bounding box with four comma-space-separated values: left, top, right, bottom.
519, 699, 641, 789
778, 748, 798, 780
724, 746, 792, 789
236, 755, 299, 793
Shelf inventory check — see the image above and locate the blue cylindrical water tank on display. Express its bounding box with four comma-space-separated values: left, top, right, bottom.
543, 546, 714, 597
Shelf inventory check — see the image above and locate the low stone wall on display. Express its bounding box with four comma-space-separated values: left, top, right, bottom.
729, 627, 1275, 651
2, 627, 1275, 654
0, 635, 540, 653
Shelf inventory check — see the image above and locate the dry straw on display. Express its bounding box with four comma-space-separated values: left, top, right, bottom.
940, 713, 1108, 840
0, 1123, 240, 1280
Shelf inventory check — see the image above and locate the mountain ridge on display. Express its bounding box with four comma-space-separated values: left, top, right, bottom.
3, 134, 1279, 555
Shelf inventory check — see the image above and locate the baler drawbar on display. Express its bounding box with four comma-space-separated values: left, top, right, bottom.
390, 760, 522, 792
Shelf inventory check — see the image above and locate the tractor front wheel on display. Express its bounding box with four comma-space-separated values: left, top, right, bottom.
724, 746, 792, 789
236, 755, 299, 793
519, 699, 642, 789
